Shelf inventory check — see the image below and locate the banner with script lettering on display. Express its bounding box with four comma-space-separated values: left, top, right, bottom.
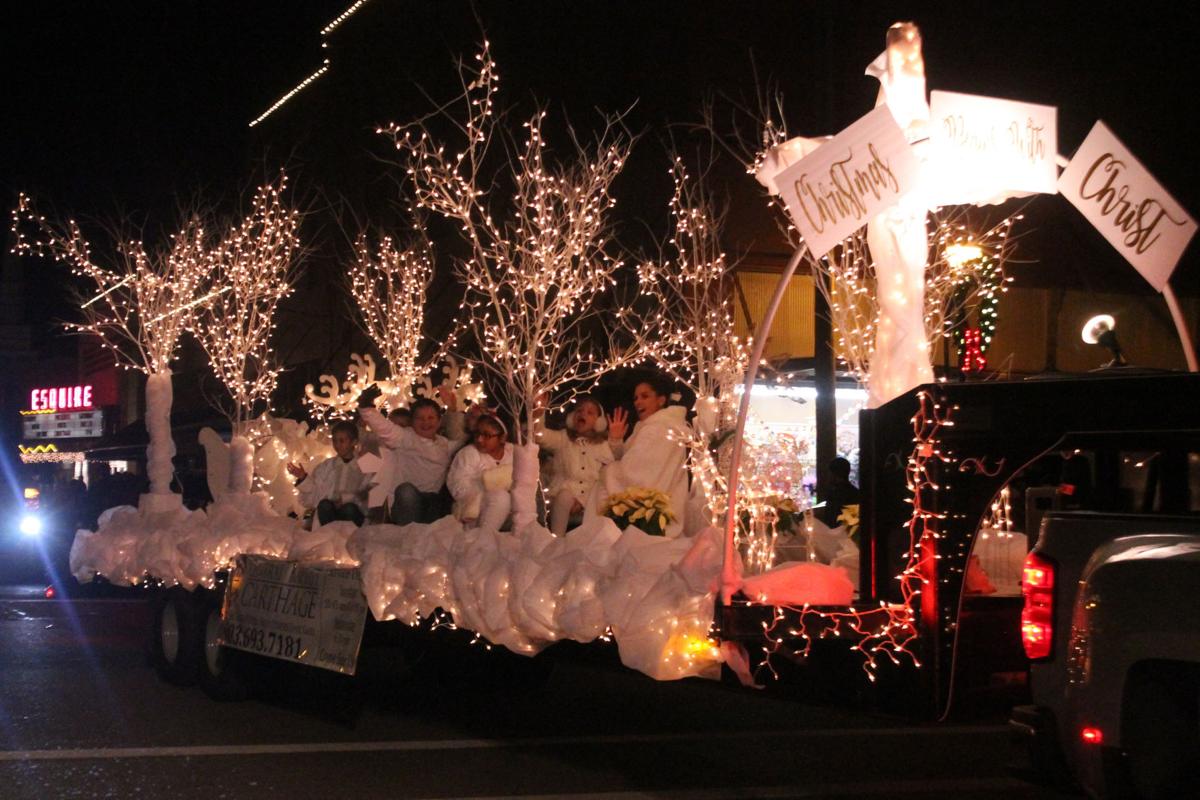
928, 90, 1057, 206
776, 104, 921, 259
1058, 121, 1196, 292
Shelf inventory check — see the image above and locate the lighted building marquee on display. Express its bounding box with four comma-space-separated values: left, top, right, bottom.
21, 385, 103, 441
29, 384, 94, 412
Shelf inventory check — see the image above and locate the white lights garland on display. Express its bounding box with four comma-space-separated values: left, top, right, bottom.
321, 0, 371, 36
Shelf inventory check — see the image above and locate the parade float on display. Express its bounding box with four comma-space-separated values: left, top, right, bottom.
14, 21, 1197, 715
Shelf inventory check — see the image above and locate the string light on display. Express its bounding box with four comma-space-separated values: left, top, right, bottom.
321, 0, 371, 36
247, 0, 371, 127
248, 61, 330, 128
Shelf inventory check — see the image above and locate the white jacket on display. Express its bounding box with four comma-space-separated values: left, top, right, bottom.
296, 455, 371, 514
599, 405, 691, 537
360, 407, 466, 503
538, 428, 614, 504
447, 443, 513, 521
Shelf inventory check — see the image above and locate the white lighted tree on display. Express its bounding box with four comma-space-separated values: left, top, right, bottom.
381, 43, 651, 528
347, 230, 442, 411
191, 173, 302, 494
12, 196, 212, 508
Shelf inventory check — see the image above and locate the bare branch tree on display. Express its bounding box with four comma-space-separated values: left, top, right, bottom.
346, 230, 445, 411
191, 173, 301, 433
12, 196, 210, 502
381, 43, 647, 442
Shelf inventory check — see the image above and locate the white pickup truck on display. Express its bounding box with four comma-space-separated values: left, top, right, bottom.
1009, 431, 1200, 799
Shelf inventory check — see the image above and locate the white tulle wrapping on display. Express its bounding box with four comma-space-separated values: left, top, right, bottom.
71, 507, 853, 681
509, 442, 541, 531
228, 435, 255, 494
144, 371, 176, 496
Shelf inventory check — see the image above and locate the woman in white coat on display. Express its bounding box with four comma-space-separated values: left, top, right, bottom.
598, 378, 690, 537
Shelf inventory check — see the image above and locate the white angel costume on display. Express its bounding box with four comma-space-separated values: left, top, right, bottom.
596, 405, 691, 538
447, 443, 514, 531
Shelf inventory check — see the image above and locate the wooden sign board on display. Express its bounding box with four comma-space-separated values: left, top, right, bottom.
776, 105, 922, 259
1058, 121, 1196, 292
928, 90, 1058, 206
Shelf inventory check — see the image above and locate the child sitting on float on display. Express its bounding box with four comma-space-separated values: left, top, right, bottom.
535, 394, 614, 535
358, 384, 466, 525
596, 375, 690, 537
287, 419, 371, 527
447, 413, 513, 530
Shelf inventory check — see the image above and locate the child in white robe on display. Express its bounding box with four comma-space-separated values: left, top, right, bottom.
447, 414, 513, 530
287, 420, 371, 526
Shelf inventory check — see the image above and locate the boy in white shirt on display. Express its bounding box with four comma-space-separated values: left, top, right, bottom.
287, 420, 370, 526
358, 385, 468, 525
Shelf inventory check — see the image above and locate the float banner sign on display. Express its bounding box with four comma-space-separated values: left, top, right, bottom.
928, 90, 1057, 206
776, 104, 921, 259
220, 554, 367, 675
1058, 120, 1196, 292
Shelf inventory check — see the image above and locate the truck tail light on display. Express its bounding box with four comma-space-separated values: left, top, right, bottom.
1021, 552, 1056, 660
1080, 726, 1103, 745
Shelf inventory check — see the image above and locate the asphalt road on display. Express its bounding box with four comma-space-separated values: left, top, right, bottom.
0, 588, 1075, 800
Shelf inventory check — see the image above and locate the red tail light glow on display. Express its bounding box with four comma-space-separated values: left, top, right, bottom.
1021, 552, 1056, 660
1081, 726, 1103, 745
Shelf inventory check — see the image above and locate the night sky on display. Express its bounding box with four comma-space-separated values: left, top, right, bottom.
4, 1, 1199, 326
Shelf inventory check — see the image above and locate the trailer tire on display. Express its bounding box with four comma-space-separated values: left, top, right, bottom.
197, 590, 251, 702
149, 586, 202, 686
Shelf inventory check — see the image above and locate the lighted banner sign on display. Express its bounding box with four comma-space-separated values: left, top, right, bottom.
1058, 121, 1196, 292
928, 90, 1057, 206
775, 104, 921, 259
220, 554, 368, 675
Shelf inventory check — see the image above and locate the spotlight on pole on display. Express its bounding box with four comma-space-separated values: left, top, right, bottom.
1082, 314, 1127, 368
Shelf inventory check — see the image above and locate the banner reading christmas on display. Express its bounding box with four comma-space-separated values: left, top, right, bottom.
775, 104, 921, 259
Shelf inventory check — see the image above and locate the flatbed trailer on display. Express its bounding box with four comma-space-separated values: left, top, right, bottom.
143, 372, 1200, 715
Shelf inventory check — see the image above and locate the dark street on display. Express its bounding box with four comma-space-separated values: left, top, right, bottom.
0, 589, 1071, 799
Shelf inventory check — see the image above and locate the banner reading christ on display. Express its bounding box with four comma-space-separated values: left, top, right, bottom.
776, 104, 922, 259
1059, 120, 1196, 292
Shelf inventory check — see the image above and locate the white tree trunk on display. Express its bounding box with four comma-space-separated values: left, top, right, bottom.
867, 203, 932, 408
228, 434, 255, 495
144, 371, 176, 495
138, 370, 184, 513
510, 442, 541, 531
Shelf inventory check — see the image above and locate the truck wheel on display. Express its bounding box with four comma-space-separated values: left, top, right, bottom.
149, 586, 201, 686
1122, 666, 1200, 799
197, 591, 250, 702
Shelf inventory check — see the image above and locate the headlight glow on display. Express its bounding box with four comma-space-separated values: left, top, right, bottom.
19, 514, 43, 537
